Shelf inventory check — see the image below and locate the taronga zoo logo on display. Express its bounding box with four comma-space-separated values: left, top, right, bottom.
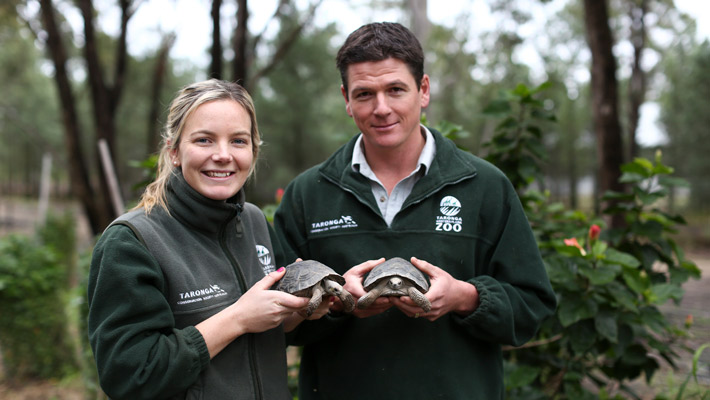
309, 215, 358, 234
436, 196, 463, 232
439, 196, 462, 216
256, 245, 275, 274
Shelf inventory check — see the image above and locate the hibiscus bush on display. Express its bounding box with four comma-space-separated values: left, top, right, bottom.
474, 83, 702, 399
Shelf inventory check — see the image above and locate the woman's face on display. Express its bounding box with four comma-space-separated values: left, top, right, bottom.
172, 99, 254, 201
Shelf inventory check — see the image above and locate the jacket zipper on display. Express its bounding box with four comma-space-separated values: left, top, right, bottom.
219, 211, 264, 400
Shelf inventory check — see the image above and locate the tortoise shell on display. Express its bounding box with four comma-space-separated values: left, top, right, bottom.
363, 257, 429, 293
275, 260, 345, 293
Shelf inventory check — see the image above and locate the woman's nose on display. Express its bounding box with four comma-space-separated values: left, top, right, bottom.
212, 143, 233, 162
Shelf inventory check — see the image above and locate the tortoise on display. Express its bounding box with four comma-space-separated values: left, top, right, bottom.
275, 260, 355, 317
357, 257, 432, 312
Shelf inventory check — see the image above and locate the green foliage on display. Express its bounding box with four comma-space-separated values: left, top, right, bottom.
0, 232, 78, 380
478, 83, 702, 399
482, 82, 556, 192
674, 343, 710, 400
250, 20, 348, 206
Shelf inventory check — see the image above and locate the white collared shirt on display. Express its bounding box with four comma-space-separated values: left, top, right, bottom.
351, 125, 436, 226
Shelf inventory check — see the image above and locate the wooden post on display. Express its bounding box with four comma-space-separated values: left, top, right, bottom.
38, 152, 52, 224
98, 139, 125, 217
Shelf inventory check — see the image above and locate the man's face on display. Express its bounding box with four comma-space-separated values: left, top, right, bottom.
341, 58, 430, 153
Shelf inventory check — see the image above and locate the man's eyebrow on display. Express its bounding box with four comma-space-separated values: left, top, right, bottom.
351, 79, 411, 93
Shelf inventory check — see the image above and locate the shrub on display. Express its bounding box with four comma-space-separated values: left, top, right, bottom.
0, 233, 78, 380
478, 83, 702, 398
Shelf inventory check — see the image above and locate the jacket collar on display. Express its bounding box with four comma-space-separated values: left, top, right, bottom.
319, 127, 477, 205
165, 171, 244, 234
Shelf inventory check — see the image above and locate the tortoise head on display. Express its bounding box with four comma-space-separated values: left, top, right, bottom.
387, 276, 403, 290
323, 278, 343, 296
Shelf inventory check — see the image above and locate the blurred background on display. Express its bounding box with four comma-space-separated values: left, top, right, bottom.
1, 0, 709, 398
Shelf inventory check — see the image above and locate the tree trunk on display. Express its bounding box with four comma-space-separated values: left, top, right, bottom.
77, 0, 133, 220
233, 0, 249, 86
148, 34, 176, 154
407, 0, 430, 45
628, 0, 647, 160
38, 0, 107, 235
583, 0, 626, 228
210, 0, 223, 79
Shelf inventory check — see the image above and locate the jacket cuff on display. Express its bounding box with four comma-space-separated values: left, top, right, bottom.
452, 277, 490, 325
184, 326, 211, 373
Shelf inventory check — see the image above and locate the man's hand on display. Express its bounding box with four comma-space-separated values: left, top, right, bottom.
332, 258, 392, 318
391, 256, 480, 321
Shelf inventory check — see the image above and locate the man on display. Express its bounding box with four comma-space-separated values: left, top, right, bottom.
274, 22, 556, 399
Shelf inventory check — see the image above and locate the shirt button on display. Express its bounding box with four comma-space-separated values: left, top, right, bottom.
379, 196, 386, 202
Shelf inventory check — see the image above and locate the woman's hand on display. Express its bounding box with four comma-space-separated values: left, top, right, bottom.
196, 267, 309, 358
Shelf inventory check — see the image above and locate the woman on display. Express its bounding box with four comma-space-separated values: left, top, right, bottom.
87, 79, 326, 399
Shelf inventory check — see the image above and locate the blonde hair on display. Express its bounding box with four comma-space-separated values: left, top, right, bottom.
134, 79, 262, 213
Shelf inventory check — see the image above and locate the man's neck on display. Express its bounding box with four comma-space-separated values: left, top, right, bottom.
362, 129, 426, 194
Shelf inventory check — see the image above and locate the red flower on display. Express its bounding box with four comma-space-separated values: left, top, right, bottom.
275, 188, 284, 204
685, 314, 694, 329
589, 224, 601, 241
564, 237, 587, 256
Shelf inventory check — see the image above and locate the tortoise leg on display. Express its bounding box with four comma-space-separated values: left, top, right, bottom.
357, 280, 388, 309
306, 283, 325, 317
339, 288, 355, 312
407, 287, 432, 312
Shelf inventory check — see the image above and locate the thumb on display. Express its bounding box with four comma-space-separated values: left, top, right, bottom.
253, 267, 287, 290
410, 257, 436, 277
352, 258, 385, 275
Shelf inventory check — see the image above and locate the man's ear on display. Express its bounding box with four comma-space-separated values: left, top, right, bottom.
341, 85, 353, 117
420, 74, 431, 109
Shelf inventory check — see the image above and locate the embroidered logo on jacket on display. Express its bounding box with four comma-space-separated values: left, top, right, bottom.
435, 196, 463, 232
256, 244, 275, 275
310, 215, 358, 234
177, 284, 228, 305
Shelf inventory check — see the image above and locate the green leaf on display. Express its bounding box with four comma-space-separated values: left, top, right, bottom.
603, 281, 639, 313
621, 266, 650, 294
483, 99, 511, 115
579, 263, 620, 285
568, 320, 597, 354
559, 295, 598, 327
646, 284, 684, 305
506, 364, 539, 388
595, 312, 618, 343
691, 344, 710, 382
603, 248, 641, 268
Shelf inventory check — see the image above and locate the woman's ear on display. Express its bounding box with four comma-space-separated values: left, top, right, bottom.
168, 141, 179, 166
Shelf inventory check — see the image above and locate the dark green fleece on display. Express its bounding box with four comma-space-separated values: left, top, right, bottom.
88, 172, 290, 400
274, 127, 557, 399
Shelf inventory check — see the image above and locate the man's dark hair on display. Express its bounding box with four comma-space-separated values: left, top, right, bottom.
336, 22, 425, 96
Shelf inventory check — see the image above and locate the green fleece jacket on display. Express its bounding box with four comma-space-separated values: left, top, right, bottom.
274, 127, 557, 399
88, 172, 290, 400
